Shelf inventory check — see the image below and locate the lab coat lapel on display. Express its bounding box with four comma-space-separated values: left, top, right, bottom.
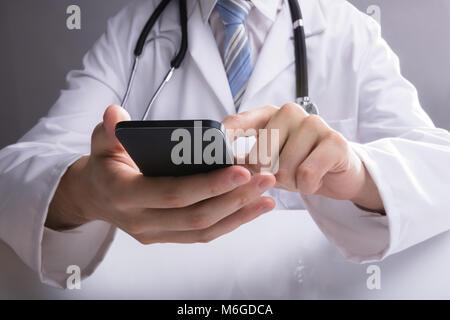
186, 2, 236, 116
241, 0, 327, 107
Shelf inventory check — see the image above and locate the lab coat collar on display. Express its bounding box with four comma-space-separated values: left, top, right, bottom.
199, 0, 281, 23
158, 0, 327, 115
186, 3, 236, 115
239, 0, 327, 108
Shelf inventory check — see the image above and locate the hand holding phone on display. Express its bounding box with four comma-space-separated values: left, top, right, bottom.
47, 105, 276, 246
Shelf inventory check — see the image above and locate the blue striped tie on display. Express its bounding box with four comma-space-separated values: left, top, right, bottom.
216, 0, 253, 110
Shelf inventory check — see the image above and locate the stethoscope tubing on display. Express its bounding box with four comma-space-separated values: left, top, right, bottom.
123, 0, 316, 120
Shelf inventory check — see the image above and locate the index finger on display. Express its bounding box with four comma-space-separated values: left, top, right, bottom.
117, 165, 252, 209
222, 105, 279, 136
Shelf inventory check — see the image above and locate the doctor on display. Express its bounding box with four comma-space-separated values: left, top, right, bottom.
1, 0, 450, 288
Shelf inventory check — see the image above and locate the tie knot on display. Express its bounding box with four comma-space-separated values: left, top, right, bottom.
216, 0, 253, 25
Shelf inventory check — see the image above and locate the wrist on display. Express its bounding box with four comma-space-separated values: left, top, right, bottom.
47, 156, 92, 230
350, 162, 385, 213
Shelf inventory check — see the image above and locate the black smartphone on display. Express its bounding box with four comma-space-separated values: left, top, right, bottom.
115, 120, 234, 177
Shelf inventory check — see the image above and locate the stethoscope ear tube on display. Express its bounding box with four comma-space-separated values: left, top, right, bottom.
121, 56, 140, 108
170, 0, 188, 69
288, 0, 309, 100
134, 0, 187, 66
134, 0, 173, 56
124, 0, 188, 117
125, 0, 318, 118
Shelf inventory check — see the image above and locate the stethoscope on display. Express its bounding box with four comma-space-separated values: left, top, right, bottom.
122, 0, 319, 121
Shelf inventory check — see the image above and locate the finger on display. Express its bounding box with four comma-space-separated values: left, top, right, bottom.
137, 197, 275, 244
222, 105, 279, 136
114, 165, 252, 210
296, 134, 346, 195
134, 173, 276, 232
246, 103, 309, 174
92, 105, 131, 156
276, 115, 329, 190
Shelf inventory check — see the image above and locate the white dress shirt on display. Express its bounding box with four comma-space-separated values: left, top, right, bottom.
205, 0, 282, 64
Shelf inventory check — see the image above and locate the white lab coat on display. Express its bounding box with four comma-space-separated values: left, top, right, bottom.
1, 0, 450, 289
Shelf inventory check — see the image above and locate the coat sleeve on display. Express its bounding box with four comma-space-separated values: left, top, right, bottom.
302, 8, 450, 262
0, 3, 141, 287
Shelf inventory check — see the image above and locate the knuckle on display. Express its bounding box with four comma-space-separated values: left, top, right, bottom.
237, 192, 253, 207
162, 193, 186, 208
135, 235, 148, 245
226, 114, 243, 127
134, 234, 157, 245
197, 231, 215, 244
302, 114, 322, 128
325, 130, 346, 147
297, 166, 312, 181
124, 217, 144, 235
275, 169, 294, 188
264, 105, 279, 113
207, 178, 225, 196
280, 103, 300, 116
187, 210, 212, 230
296, 166, 316, 194
297, 165, 315, 181
160, 184, 187, 208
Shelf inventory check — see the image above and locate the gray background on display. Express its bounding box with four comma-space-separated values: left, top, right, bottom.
0, 0, 449, 149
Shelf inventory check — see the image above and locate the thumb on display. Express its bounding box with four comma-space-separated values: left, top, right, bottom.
92, 105, 131, 156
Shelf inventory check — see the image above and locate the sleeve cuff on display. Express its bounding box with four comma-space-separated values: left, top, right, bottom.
41, 221, 116, 288
300, 142, 396, 263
